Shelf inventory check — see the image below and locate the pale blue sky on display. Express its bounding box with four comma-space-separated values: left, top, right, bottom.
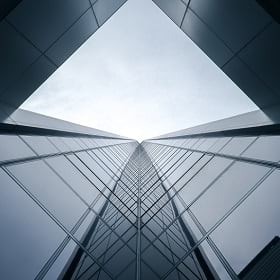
21, 0, 258, 141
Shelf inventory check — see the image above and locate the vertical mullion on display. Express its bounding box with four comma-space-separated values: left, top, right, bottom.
136, 145, 141, 280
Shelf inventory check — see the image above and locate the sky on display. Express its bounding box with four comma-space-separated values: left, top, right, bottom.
20, 0, 258, 141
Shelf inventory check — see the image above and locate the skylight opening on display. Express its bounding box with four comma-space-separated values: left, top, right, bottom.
20, 0, 258, 141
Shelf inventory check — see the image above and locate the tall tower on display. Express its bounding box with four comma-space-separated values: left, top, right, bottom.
0, 1, 280, 279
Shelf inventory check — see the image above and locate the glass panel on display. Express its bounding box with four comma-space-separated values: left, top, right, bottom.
67, 154, 111, 193
242, 135, 280, 163
0, 168, 66, 279
0, 134, 35, 162
48, 136, 71, 152
192, 138, 206, 149
198, 241, 231, 280
207, 137, 231, 153
80, 137, 97, 149
191, 161, 269, 230
197, 137, 218, 152
182, 138, 200, 149
21, 135, 59, 155
75, 211, 96, 241
181, 211, 202, 240
220, 136, 256, 156
172, 155, 211, 193
43, 240, 77, 280
141, 244, 173, 277
91, 149, 119, 174
211, 169, 280, 274
62, 137, 82, 151
178, 157, 232, 206
103, 245, 136, 277
74, 138, 88, 149
163, 151, 193, 180
166, 152, 203, 187
8, 160, 87, 229
46, 155, 101, 204
76, 151, 114, 185
159, 149, 186, 175
116, 261, 136, 280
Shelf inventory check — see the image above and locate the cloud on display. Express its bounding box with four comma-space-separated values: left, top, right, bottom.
21, 0, 257, 141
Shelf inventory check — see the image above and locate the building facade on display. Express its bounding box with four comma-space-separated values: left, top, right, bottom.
0, 107, 279, 280
0, 1, 280, 279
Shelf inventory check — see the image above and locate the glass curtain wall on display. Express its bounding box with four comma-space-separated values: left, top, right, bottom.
0, 131, 137, 280
1, 129, 280, 280
144, 134, 280, 280
65, 145, 216, 280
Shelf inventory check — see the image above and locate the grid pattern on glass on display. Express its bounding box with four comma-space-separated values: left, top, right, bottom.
143, 134, 280, 279
64, 144, 215, 280
0, 131, 137, 280
2, 130, 280, 280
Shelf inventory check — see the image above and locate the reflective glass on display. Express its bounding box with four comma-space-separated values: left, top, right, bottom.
76, 151, 114, 186
75, 211, 96, 241
67, 154, 110, 193
211, 169, 280, 273
21, 135, 58, 155
43, 240, 77, 280
220, 137, 256, 156
48, 136, 71, 152
178, 157, 232, 206
46, 155, 101, 204
207, 137, 231, 153
171, 155, 211, 193
62, 137, 82, 151
0, 134, 35, 162
191, 161, 269, 230
8, 160, 87, 229
242, 135, 280, 162
166, 152, 203, 186
0, 168, 66, 279
198, 241, 231, 280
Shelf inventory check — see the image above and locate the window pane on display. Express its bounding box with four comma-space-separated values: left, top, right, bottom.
197, 137, 218, 152
172, 155, 211, 193
0, 168, 66, 279
76, 151, 115, 187
198, 241, 231, 280
242, 135, 280, 163
8, 160, 87, 229
191, 161, 269, 230
0, 134, 35, 162
46, 156, 101, 205
48, 136, 71, 152
220, 137, 256, 156
21, 135, 58, 155
208, 137, 231, 153
62, 137, 82, 151
75, 211, 96, 240
178, 157, 232, 206
166, 152, 204, 187
211, 169, 280, 273
91, 149, 119, 175
43, 240, 77, 280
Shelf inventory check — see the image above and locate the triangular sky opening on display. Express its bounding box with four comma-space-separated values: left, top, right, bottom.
20, 0, 258, 141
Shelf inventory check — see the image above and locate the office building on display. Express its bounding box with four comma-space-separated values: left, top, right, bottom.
0, 1, 280, 279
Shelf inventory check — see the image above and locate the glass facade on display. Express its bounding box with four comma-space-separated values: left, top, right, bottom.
0, 131, 137, 279
1, 124, 279, 279
144, 134, 280, 279
1, 1, 280, 279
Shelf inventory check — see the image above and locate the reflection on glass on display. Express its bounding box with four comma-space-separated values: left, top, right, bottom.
191, 161, 269, 230
46, 155, 101, 204
8, 160, 87, 229
0, 168, 66, 279
211, 170, 280, 273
